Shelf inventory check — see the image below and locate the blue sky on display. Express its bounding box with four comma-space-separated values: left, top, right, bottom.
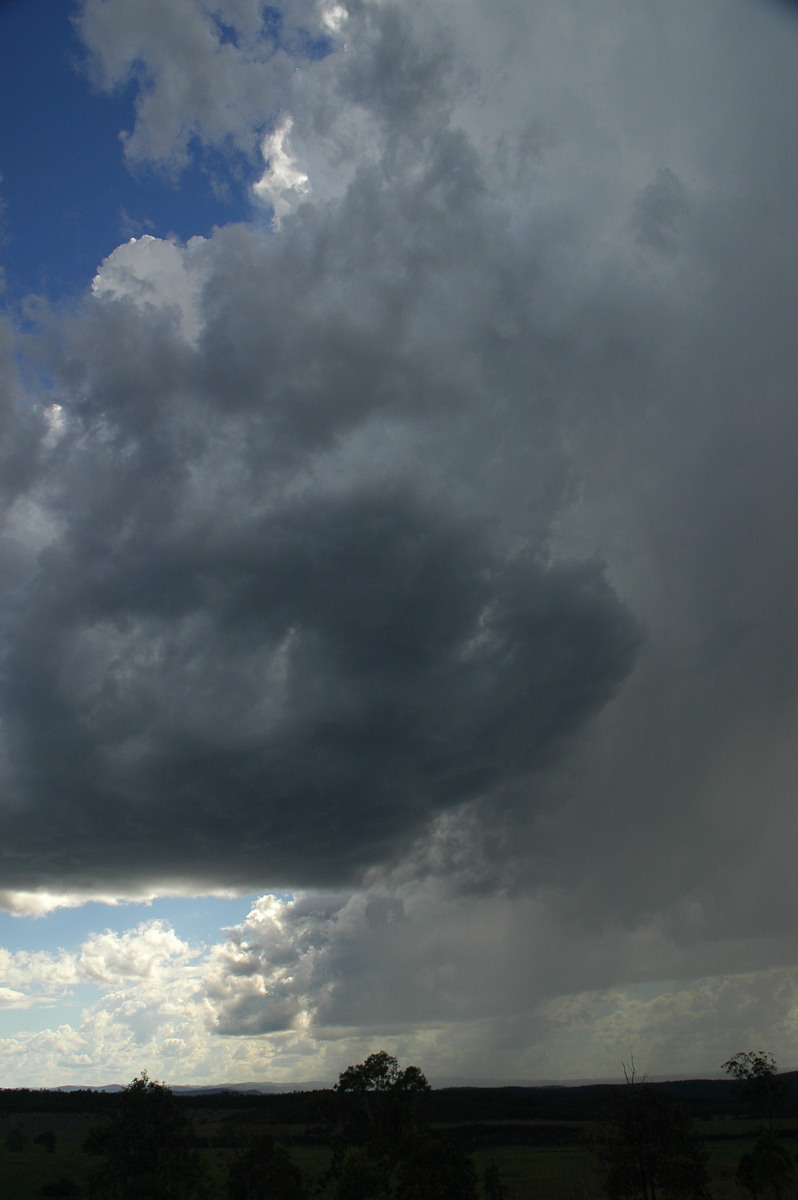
1, 0, 798, 1090
0, 0, 252, 302
0, 894, 260, 953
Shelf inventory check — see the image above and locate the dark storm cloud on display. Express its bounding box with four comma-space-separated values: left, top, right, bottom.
0, 321, 44, 512
632, 169, 688, 255
4, 0, 798, 1082
0, 0, 659, 900
0, 435, 640, 889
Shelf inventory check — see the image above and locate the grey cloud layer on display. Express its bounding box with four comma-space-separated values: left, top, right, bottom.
0, 0, 651, 893
3, 0, 798, 1051
2, 445, 639, 888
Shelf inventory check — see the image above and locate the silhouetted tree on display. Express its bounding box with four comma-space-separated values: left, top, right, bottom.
722, 1053, 793, 1199
329, 1052, 475, 1200
34, 1129, 57, 1153
84, 1071, 208, 1200
598, 1080, 709, 1200
39, 1176, 81, 1197
393, 1130, 477, 1200
5, 1124, 28, 1151
483, 1158, 507, 1200
735, 1134, 796, 1200
226, 1133, 305, 1200
722, 1052, 788, 1133
332, 1145, 392, 1200
333, 1051, 431, 1159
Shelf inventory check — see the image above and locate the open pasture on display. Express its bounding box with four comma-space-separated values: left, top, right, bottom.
1, 1102, 796, 1199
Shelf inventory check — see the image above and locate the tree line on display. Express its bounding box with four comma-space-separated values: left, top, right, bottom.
5, 1049, 798, 1198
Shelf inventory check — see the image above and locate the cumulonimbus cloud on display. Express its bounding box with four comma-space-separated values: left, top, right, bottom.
2, 0, 798, 1044
0, 0, 659, 900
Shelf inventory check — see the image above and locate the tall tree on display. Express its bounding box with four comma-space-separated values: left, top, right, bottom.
722, 1052, 788, 1133
735, 1134, 796, 1200
723, 1053, 793, 1199
597, 1081, 709, 1200
334, 1051, 431, 1151
329, 1051, 475, 1200
226, 1133, 305, 1200
84, 1071, 208, 1200
393, 1130, 478, 1200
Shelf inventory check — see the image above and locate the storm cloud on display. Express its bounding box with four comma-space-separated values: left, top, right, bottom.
1, 0, 798, 1081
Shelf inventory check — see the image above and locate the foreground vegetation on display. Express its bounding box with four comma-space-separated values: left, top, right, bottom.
2, 1051, 798, 1198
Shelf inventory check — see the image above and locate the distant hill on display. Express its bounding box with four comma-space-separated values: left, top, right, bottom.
4, 1072, 798, 1123
41, 1070, 798, 1106
172, 1081, 334, 1095
48, 1080, 333, 1096
51, 1084, 124, 1093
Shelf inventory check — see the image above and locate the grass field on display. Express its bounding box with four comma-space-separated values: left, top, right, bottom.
0, 1126, 95, 1198
1, 1108, 794, 1198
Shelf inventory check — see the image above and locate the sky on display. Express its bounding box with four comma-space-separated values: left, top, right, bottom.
0, 0, 797, 1090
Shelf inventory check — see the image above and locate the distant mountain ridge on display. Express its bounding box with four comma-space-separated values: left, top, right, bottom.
4, 1074, 798, 1134
49, 1081, 331, 1095
46, 1071, 751, 1096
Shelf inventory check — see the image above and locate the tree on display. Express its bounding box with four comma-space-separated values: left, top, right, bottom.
39, 1177, 81, 1197
84, 1071, 208, 1200
597, 1081, 709, 1200
328, 1052, 476, 1200
723, 1054, 793, 1198
335, 1051, 430, 1102
722, 1052, 788, 1133
5, 1124, 28, 1151
722, 1050, 779, 1084
483, 1158, 507, 1200
334, 1051, 431, 1150
393, 1130, 478, 1200
226, 1133, 305, 1200
735, 1134, 796, 1200
332, 1145, 393, 1200
34, 1130, 57, 1154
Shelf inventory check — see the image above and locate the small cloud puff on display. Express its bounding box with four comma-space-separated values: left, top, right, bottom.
252, 117, 311, 224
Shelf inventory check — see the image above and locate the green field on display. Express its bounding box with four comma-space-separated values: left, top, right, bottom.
1, 1107, 795, 1199
0, 1114, 96, 1199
